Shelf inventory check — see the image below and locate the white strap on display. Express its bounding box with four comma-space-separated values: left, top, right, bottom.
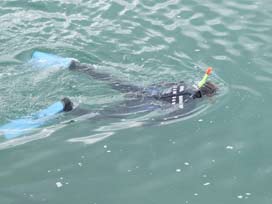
179, 95, 184, 109
179, 86, 184, 92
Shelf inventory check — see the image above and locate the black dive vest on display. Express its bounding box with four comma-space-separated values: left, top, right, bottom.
144, 82, 198, 109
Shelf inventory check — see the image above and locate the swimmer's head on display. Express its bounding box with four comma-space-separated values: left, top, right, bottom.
194, 81, 217, 98
200, 81, 217, 97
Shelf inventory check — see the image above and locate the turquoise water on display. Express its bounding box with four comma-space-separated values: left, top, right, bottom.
0, 0, 272, 203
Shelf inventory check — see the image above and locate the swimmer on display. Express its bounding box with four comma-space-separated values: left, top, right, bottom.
0, 52, 217, 139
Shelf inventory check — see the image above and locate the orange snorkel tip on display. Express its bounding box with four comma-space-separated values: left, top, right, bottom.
198, 67, 213, 88
206, 67, 212, 75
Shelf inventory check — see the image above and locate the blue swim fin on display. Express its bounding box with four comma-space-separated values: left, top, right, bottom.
29, 51, 77, 70
0, 98, 73, 139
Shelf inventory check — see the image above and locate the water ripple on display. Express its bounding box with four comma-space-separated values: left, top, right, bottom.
0, 0, 271, 202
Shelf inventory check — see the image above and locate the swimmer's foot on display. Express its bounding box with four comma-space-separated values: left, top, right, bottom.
69, 59, 80, 70
61, 97, 74, 112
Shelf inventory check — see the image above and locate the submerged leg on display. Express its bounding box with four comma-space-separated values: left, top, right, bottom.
30, 51, 142, 94
71, 62, 142, 93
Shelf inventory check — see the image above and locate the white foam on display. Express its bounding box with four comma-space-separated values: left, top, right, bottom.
203, 182, 210, 186
226, 145, 234, 150
237, 195, 243, 199
56, 182, 63, 188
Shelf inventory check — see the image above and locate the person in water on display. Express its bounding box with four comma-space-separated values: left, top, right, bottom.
63, 61, 217, 118
0, 52, 217, 139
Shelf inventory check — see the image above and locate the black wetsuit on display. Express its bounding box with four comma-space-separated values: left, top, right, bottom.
69, 62, 201, 120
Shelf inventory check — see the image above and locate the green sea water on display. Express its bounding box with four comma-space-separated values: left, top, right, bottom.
0, 0, 272, 203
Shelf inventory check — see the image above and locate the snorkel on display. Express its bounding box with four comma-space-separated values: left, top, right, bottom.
192, 67, 214, 98
198, 67, 212, 88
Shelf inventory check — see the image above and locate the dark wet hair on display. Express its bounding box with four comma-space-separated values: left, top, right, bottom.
200, 81, 217, 97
